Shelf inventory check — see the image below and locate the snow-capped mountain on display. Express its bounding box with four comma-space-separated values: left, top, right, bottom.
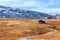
0, 6, 55, 18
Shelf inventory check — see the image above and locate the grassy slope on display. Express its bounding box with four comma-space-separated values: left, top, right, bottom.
0, 18, 60, 40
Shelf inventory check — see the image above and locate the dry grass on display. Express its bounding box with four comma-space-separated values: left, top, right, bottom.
0, 18, 60, 40
28, 31, 60, 40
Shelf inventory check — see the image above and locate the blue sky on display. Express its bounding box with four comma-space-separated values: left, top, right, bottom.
0, 0, 60, 14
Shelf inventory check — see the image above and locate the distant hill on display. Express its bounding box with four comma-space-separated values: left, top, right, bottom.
55, 14, 60, 19
0, 6, 55, 18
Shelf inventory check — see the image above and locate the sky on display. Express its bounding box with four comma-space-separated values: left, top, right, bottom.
0, 0, 60, 14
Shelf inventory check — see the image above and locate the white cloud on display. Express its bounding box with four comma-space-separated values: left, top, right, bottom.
0, 0, 49, 8
17, 0, 35, 7
0, 0, 36, 7
36, 8, 60, 14
0, 0, 60, 14
27, 7, 60, 14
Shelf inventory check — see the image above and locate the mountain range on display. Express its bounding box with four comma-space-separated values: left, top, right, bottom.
0, 6, 56, 19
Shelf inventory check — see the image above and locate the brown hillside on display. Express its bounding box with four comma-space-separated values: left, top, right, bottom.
0, 18, 60, 40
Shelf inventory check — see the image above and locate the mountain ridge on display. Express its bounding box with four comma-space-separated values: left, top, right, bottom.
0, 6, 55, 18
